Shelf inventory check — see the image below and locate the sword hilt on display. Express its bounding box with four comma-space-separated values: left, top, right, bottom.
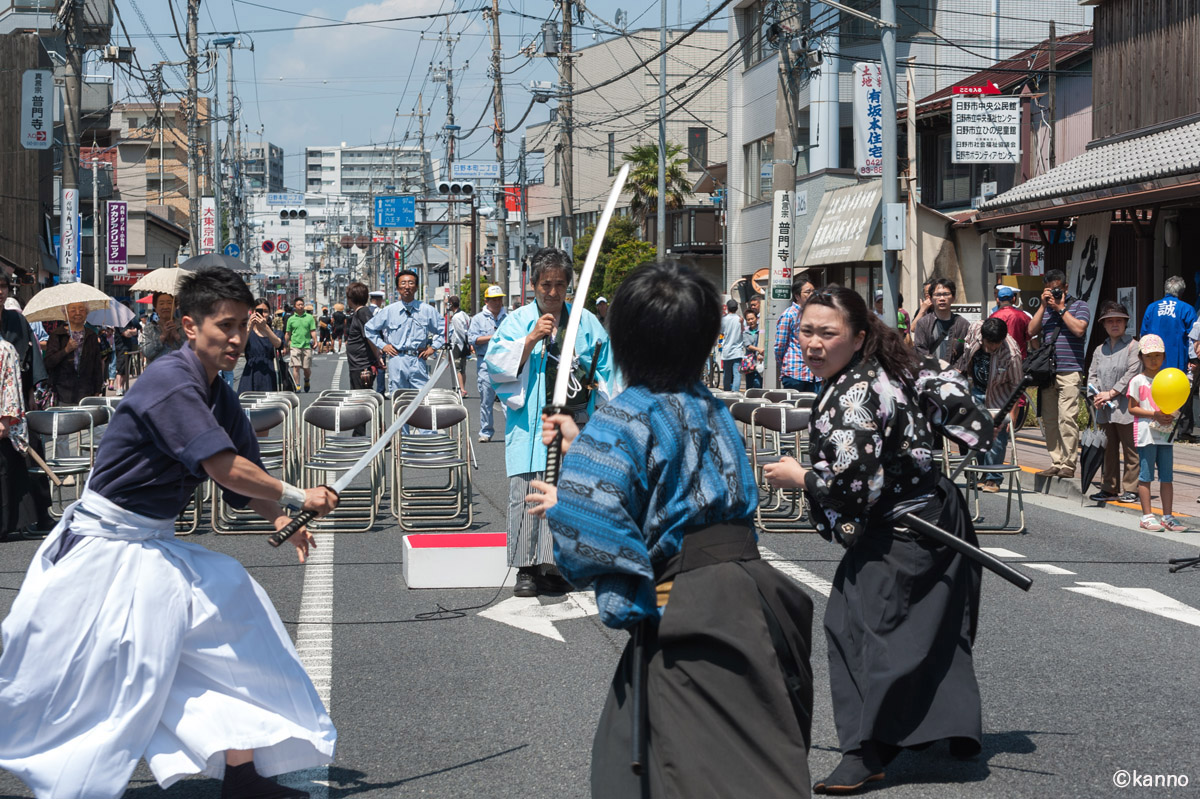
268, 485, 336, 547
543, 403, 568, 486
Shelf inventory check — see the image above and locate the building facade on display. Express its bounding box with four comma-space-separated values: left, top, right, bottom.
244, 141, 285, 192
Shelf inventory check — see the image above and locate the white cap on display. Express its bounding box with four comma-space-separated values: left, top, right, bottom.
595, 296, 608, 304
369, 290, 384, 298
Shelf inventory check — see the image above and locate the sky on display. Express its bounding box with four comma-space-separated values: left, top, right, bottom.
108, 0, 725, 191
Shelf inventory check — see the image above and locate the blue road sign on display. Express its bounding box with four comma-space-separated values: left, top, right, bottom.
224, 242, 241, 258
374, 195, 416, 228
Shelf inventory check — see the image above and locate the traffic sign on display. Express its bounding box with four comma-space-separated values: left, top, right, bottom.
277, 239, 290, 254
224, 242, 241, 258
451, 162, 500, 180
262, 240, 275, 254
374, 195, 416, 228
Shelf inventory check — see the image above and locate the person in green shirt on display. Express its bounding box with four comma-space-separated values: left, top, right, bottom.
285, 297, 318, 392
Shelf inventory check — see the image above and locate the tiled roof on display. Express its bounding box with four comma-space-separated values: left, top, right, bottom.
980, 119, 1200, 211
905, 30, 1093, 120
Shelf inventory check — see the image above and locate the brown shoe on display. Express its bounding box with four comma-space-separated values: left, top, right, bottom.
1035, 466, 1060, 478
981, 480, 1001, 493
1057, 468, 1075, 479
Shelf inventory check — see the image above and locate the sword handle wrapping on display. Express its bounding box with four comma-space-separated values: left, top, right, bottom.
268, 509, 318, 548
543, 403, 568, 486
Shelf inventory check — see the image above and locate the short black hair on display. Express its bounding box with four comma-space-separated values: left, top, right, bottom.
396, 268, 419, 286
293, 296, 306, 305
448, 295, 461, 310
792, 271, 815, 299
1044, 268, 1066, 285
726, 299, 738, 313
607, 260, 720, 393
178, 266, 254, 321
254, 297, 270, 309
529, 247, 573, 286
981, 317, 1007, 343
931, 277, 957, 299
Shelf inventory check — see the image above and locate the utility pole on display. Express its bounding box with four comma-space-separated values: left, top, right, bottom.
155, 66, 165, 205
92, 154, 102, 291
417, 93, 431, 299
559, 0, 575, 248
880, 0, 900, 326
488, 0, 510, 296
1049, 21, 1057, 169
61, 0, 83, 282
656, 2, 667, 261
518, 134, 529, 302
186, 0, 201, 251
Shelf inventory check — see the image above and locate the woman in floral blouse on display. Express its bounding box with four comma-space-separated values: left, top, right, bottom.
765, 285, 992, 795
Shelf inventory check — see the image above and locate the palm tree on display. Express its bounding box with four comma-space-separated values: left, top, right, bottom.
622, 143, 692, 228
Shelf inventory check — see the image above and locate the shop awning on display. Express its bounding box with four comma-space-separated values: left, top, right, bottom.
796, 182, 882, 266
975, 116, 1200, 230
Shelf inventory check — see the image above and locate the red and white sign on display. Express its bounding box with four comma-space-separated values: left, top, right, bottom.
262, 240, 275, 254
200, 197, 217, 254
276, 239, 290, 254
852, 62, 883, 177
952, 81, 1001, 95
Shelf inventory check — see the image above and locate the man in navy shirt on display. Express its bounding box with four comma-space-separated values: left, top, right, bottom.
1028, 268, 1091, 478
0, 267, 338, 799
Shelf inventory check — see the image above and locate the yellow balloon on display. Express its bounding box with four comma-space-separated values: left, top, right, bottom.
1151, 367, 1190, 414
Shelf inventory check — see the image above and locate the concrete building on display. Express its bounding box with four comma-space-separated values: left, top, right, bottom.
304, 142, 430, 200
243, 141, 285, 192
523, 28, 728, 290
725, 0, 1094, 307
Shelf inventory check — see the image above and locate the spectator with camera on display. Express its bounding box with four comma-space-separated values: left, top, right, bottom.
1028, 269, 1091, 478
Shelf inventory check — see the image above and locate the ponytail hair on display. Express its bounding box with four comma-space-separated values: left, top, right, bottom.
803, 285, 920, 382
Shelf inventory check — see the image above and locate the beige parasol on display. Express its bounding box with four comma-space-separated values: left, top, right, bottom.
21, 282, 113, 323
130, 266, 189, 295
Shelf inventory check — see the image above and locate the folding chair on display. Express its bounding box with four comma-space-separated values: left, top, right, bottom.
395, 402, 474, 531
300, 402, 380, 533
962, 420, 1026, 534
749, 404, 816, 532
213, 406, 291, 533
24, 409, 96, 518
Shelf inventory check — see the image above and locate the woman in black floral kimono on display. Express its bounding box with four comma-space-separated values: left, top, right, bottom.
765, 286, 992, 795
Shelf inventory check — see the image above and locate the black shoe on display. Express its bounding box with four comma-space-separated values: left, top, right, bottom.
1090, 490, 1118, 502
222, 762, 309, 799
304, 378, 311, 393
513, 568, 538, 597
536, 572, 573, 594
813, 749, 885, 794
948, 736, 981, 760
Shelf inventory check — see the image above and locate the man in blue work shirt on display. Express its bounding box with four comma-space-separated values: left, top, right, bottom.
364, 269, 444, 392
1143, 276, 1198, 436
467, 284, 507, 442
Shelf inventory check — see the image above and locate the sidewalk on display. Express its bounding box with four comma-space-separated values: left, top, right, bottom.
1012, 426, 1200, 522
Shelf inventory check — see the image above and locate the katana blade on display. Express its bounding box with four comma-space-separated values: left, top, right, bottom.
269, 355, 451, 547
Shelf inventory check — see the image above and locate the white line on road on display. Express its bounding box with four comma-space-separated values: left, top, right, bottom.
330, 360, 344, 391
980, 547, 1026, 559
1024, 563, 1077, 575
280, 532, 335, 798
760, 546, 832, 598
1065, 582, 1200, 628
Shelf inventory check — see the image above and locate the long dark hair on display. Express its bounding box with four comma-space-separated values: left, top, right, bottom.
804, 284, 919, 381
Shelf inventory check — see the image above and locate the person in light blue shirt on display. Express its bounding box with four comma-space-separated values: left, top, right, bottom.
483, 247, 613, 598
467, 284, 508, 442
364, 269, 444, 392
719, 299, 746, 391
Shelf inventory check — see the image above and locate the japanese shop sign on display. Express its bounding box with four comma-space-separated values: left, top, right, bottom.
952, 96, 1021, 164
107, 201, 128, 274
20, 70, 52, 150
853, 62, 884, 177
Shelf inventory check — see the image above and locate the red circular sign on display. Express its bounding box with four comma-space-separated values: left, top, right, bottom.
262, 240, 275, 254
277, 239, 290, 254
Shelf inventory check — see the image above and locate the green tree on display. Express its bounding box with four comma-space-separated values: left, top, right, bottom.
571, 216, 640, 309
599, 240, 657, 301
622, 143, 692, 228
458, 275, 485, 314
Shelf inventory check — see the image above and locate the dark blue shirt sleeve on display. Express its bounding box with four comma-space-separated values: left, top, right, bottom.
143, 383, 237, 477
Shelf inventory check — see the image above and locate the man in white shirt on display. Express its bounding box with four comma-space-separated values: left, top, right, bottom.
719, 299, 746, 391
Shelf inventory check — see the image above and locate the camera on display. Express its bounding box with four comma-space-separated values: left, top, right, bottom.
1050, 288, 1063, 301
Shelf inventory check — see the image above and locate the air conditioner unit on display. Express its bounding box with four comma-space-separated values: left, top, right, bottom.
988, 247, 1021, 274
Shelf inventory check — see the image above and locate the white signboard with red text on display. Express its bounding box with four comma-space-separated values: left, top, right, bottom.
852, 62, 884, 177
200, 197, 217, 254
20, 70, 52, 150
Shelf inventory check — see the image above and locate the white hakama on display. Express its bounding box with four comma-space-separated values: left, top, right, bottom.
0, 490, 336, 799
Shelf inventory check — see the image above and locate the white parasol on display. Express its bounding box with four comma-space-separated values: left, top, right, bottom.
130, 266, 189, 295
87, 298, 137, 328
21, 282, 113, 323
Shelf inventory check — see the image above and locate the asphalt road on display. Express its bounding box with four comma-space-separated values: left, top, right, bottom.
1, 351, 1198, 798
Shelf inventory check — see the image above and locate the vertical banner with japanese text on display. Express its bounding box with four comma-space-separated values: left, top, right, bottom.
107, 201, 128, 275
200, 197, 217, 254
1068, 213, 1111, 341
853, 62, 884, 177
60, 188, 79, 282
766, 190, 795, 389
20, 70, 53, 150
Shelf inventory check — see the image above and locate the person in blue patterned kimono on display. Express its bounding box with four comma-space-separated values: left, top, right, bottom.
483, 248, 613, 597
527, 261, 813, 798
364, 269, 444, 392
764, 285, 993, 795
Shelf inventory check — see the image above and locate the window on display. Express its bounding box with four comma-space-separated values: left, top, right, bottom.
688, 128, 707, 172
127, 117, 138, 129
933, 133, 1017, 209
743, 134, 774, 205
743, 0, 771, 67
608, 133, 616, 176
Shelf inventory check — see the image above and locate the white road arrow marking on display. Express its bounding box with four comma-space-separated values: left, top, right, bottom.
980, 547, 1025, 559
760, 546, 832, 598
1065, 582, 1200, 629
479, 591, 600, 642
